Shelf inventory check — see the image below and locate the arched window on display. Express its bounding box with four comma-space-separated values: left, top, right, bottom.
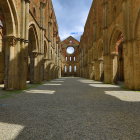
66, 57, 68, 61
69, 65, 72, 72
74, 65, 77, 72
74, 56, 76, 61
70, 57, 72, 61
64, 65, 67, 73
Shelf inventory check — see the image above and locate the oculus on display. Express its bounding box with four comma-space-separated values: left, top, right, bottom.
66, 47, 74, 54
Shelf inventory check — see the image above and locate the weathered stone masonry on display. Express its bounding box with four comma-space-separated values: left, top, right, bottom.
0, 0, 61, 90
61, 36, 80, 77
79, 0, 140, 90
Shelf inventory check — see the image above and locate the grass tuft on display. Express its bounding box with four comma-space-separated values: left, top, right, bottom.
0, 82, 44, 99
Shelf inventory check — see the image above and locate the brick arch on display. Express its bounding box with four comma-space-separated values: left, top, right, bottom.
109, 26, 124, 54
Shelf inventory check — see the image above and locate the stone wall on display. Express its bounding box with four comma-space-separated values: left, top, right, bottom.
0, 0, 61, 90
61, 36, 80, 77
79, 0, 140, 90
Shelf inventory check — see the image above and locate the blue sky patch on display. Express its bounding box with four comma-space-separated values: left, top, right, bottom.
52, 0, 93, 41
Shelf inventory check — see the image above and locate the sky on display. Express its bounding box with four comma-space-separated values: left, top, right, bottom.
52, 0, 93, 41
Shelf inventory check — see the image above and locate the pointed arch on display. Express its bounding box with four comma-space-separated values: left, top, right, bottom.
0, 0, 19, 36
109, 26, 124, 54
28, 23, 39, 51
109, 27, 124, 83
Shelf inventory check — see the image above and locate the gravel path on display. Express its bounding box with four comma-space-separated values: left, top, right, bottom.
0, 77, 140, 140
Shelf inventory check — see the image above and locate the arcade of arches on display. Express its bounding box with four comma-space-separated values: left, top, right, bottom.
0, 0, 61, 90
79, 0, 140, 90
0, 0, 140, 91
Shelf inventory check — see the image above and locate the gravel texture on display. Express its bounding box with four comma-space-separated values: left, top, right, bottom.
0, 77, 140, 140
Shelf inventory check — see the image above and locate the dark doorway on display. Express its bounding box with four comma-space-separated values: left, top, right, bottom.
117, 43, 124, 82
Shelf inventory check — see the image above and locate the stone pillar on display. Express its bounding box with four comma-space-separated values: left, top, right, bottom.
18, 0, 30, 89
4, 36, 18, 90
49, 63, 54, 80
30, 52, 41, 84
95, 58, 104, 81
25, 0, 30, 40
104, 54, 111, 84
39, 2, 46, 82
43, 58, 47, 80
133, 40, 140, 90
110, 52, 118, 83
124, 40, 135, 89
94, 60, 99, 81
45, 61, 51, 81
99, 58, 104, 81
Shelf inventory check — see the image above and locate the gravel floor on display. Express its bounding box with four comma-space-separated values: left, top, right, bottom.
0, 77, 140, 140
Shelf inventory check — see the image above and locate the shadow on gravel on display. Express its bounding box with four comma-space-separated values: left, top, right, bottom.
0, 77, 140, 140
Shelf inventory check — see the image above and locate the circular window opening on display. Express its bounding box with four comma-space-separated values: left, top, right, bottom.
66, 47, 75, 54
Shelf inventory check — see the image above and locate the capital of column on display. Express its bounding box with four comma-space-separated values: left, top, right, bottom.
110, 52, 118, 58
98, 57, 103, 62
43, 57, 48, 62
32, 51, 39, 58
4, 36, 18, 46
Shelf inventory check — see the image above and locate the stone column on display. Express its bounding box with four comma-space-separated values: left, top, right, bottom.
18, 0, 30, 89
110, 52, 118, 83
39, 2, 46, 82
43, 58, 48, 80
104, 54, 111, 83
4, 36, 18, 90
25, 0, 30, 40
31, 52, 41, 83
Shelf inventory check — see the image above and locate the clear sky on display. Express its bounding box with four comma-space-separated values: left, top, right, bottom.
52, 0, 93, 41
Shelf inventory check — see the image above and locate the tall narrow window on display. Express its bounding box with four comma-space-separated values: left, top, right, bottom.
74, 56, 76, 61
64, 65, 67, 73
66, 57, 68, 61
69, 65, 72, 72
74, 65, 77, 72
70, 57, 72, 61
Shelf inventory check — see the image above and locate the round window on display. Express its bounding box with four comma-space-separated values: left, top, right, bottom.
66, 47, 75, 54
